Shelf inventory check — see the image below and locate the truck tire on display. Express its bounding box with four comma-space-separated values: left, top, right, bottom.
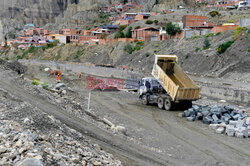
142, 95, 149, 105
164, 98, 171, 111
157, 97, 164, 109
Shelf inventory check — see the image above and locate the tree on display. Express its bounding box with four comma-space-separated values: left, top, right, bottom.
209, 10, 221, 17
114, 25, 126, 39
203, 37, 211, 50
165, 22, 181, 38
145, 20, 153, 24
100, 33, 107, 39
125, 27, 132, 38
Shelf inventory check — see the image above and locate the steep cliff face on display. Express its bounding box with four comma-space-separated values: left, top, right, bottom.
0, 0, 185, 41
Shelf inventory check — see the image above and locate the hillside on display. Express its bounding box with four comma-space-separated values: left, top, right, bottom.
3, 30, 250, 82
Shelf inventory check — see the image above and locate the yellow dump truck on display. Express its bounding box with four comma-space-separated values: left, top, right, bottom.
138, 54, 201, 110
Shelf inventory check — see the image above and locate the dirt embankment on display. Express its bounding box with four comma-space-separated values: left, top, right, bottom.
3, 30, 250, 80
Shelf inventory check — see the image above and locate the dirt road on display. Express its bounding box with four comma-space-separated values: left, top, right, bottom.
89, 90, 250, 166
7, 60, 250, 165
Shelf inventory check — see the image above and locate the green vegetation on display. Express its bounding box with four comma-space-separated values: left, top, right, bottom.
145, 53, 150, 57
55, 53, 61, 61
233, 27, 246, 37
204, 33, 213, 38
217, 41, 234, 54
145, 20, 154, 24
248, 47, 250, 52
123, 41, 144, 54
191, 35, 199, 39
195, 47, 200, 52
209, 10, 221, 17
32, 79, 40, 86
203, 37, 211, 50
165, 22, 181, 38
100, 33, 107, 39
74, 49, 85, 59
124, 43, 134, 54
42, 84, 49, 89
22, 45, 39, 58
135, 26, 141, 29
153, 49, 157, 53
215, 32, 221, 36
114, 25, 127, 39
134, 41, 144, 51
125, 27, 132, 38
154, 20, 159, 24
154, 43, 159, 47
17, 55, 23, 60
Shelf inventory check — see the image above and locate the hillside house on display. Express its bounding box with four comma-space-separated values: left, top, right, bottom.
132, 27, 160, 41
134, 13, 151, 21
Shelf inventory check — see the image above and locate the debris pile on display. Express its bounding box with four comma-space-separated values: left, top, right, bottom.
0, 120, 122, 165
182, 105, 250, 138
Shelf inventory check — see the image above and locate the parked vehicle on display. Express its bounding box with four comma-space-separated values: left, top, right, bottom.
138, 54, 201, 111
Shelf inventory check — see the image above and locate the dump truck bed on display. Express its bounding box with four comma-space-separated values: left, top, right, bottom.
152, 55, 201, 101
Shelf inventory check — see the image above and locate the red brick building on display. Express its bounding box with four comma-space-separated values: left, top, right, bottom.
132, 27, 160, 41
182, 15, 213, 29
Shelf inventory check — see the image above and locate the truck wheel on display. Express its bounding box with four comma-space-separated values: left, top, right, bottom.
157, 97, 164, 109
164, 98, 171, 111
142, 95, 149, 105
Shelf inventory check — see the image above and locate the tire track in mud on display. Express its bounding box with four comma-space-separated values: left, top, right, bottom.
151, 110, 250, 165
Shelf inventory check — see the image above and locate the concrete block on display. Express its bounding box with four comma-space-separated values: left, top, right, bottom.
224, 106, 233, 111
235, 132, 244, 138
229, 120, 237, 126
203, 116, 213, 124
209, 124, 218, 130
196, 112, 203, 120
236, 120, 244, 128
187, 116, 196, 121
192, 105, 200, 112
212, 114, 219, 122
233, 114, 240, 121
226, 125, 235, 136
216, 127, 225, 134
183, 110, 190, 117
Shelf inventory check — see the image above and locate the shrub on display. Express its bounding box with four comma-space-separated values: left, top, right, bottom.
114, 26, 126, 39
154, 43, 159, 47
203, 38, 211, 50
233, 27, 246, 37
146, 53, 150, 57
32, 79, 40, 86
55, 53, 61, 60
124, 43, 134, 54
209, 10, 221, 17
145, 20, 154, 24
135, 26, 141, 29
165, 22, 181, 38
195, 47, 200, 52
125, 27, 132, 38
154, 20, 159, 24
100, 33, 107, 39
215, 32, 221, 36
204, 33, 213, 38
42, 84, 49, 89
192, 35, 199, 39
153, 49, 157, 53
248, 47, 250, 52
17, 55, 22, 60
217, 41, 234, 54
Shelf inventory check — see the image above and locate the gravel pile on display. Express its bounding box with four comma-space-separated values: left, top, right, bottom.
182, 105, 250, 138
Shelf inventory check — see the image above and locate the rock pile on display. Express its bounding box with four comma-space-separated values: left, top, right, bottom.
182, 105, 250, 138
0, 119, 122, 165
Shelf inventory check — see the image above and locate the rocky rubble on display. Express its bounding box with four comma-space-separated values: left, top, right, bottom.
0, 80, 122, 165
182, 105, 250, 138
